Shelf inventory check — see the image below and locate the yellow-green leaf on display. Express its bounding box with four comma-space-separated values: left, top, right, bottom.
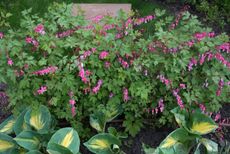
161, 136, 177, 148
48, 127, 80, 154
0, 115, 15, 134
84, 133, 121, 154
0, 133, 16, 153
190, 122, 218, 135
25, 105, 51, 134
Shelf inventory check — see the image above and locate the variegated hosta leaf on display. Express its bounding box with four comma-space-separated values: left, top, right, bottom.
84, 133, 121, 154
188, 112, 218, 135
200, 138, 218, 153
14, 108, 31, 135
0, 115, 15, 134
105, 104, 123, 122
159, 128, 191, 154
48, 127, 80, 154
90, 112, 106, 132
0, 132, 17, 153
14, 131, 40, 150
25, 105, 51, 134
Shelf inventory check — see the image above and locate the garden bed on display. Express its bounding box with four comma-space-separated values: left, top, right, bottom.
0, 1, 229, 154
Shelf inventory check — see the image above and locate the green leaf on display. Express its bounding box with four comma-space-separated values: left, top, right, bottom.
14, 108, 31, 135
200, 138, 218, 154
47, 143, 73, 154
48, 127, 80, 154
84, 133, 121, 154
24, 105, 51, 134
26, 150, 43, 154
0, 115, 15, 134
14, 131, 40, 150
0, 133, 17, 153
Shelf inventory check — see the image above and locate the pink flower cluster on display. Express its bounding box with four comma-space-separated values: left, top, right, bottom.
216, 79, 224, 96
188, 57, 198, 71
91, 15, 104, 23
217, 42, 229, 53
78, 67, 88, 84
69, 99, 76, 117
104, 61, 111, 68
103, 24, 115, 31
194, 32, 215, 41
169, 5, 189, 30
81, 48, 97, 59
34, 24, 45, 35
14, 70, 24, 77
99, 51, 109, 59
7, 58, 13, 66
118, 57, 129, 68
157, 75, 171, 86
32, 66, 58, 75
0, 32, 4, 39
92, 80, 103, 94
133, 15, 155, 26
56, 28, 76, 38
37, 86, 47, 95
25, 37, 39, 47
145, 98, 165, 115
215, 52, 230, 68
123, 87, 129, 102
173, 89, 184, 109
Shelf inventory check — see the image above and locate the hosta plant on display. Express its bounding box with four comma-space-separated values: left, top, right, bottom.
144, 107, 219, 154
0, 105, 80, 154
84, 104, 126, 154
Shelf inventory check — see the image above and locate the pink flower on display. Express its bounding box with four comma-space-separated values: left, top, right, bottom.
92, 80, 103, 94
187, 40, 194, 47
71, 106, 76, 117
218, 42, 229, 53
123, 88, 129, 102
104, 61, 111, 68
216, 79, 224, 96
199, 53, 207, 65
99, 51, 109, 59
188, 57, 197, 71
179, 84, 186, 89
109, 92, 114, 98
91, 48, 96, 53
199, 103, 206, 112
7, 58, 13, 66
194, 32, 206, 41
214, 113, 221, 121
25, 37, 33, 43
83, 50, 91, 59
173, 89, 184, 109
208, 32, 215, 38
158, 75, 171, 86
69, 99, 76, 105
37, 86, 47, 95
34, 24, 45, 34
0, 32, 4, 39
158, 99, 164, 112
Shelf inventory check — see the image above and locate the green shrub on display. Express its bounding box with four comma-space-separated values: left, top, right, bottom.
0, 3, 229, 138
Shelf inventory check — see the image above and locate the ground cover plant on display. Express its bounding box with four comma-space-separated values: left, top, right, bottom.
0, 2, 229, 154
